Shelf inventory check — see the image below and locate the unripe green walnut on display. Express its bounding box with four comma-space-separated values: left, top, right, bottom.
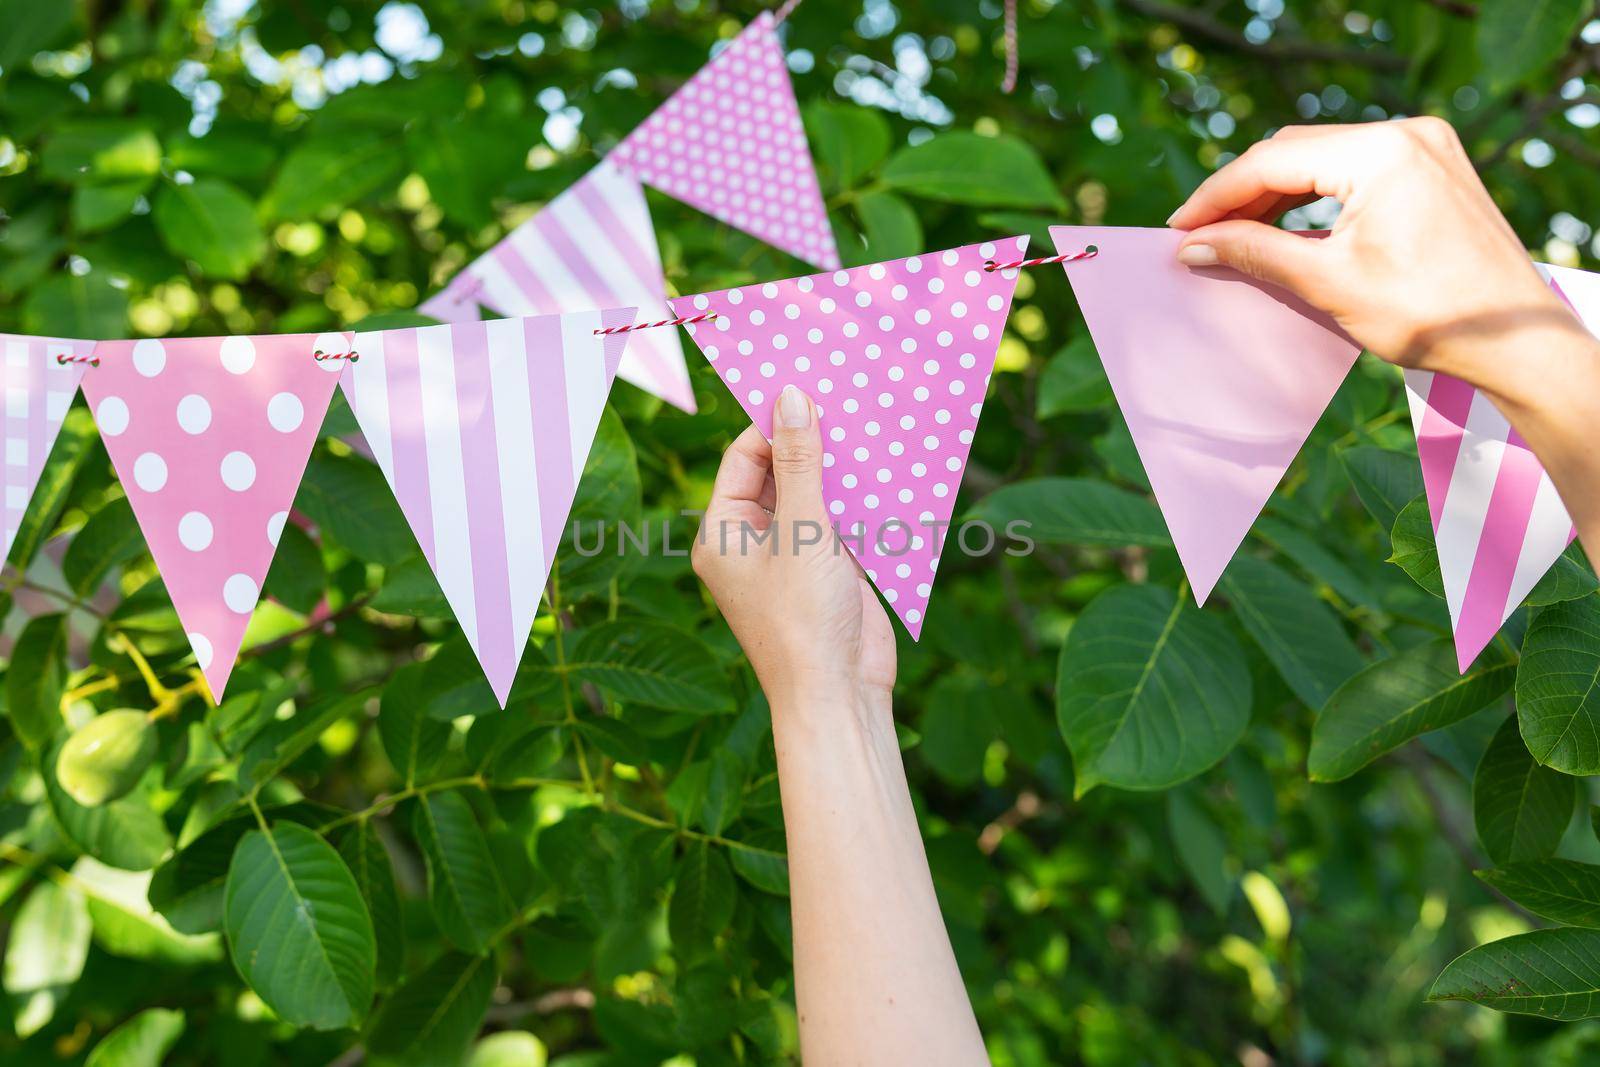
56, 710, 157, 807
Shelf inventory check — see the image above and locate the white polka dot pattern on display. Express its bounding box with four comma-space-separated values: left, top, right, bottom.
81, 332, 347, 698
608, 13, 840, 271
671, 237, 1028, 637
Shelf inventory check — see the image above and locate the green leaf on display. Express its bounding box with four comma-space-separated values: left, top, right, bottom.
700, 748, 746, 837
413, 790, 515, 953
263, 134, 405, 219
803, 101, 891, 190
72, 857, 222, 965
366, 951, 497, 1066
1477, 0, 1587, 92
407, 116, 530, 228
1037, 335, 1113, 418
881, 132, 1063, 209
62, 495, 144, 595
1056, 584, 1251, 795
71, 178, 151, 233
3, 879, 91, 1038
1473, 715, 1574, 866
855, 190, 923, 261
336, 821, 404, 988
262, 522, 326, 615
84, 1008, 186, 1067
1477, 860, 1600, 928
569, 621, 734, 713
918, 674, 1003, 786
727, 834, 789, 896
1389, 496, 1443, 597
45, 735, 173, 870
223, 821, 376, 1030
6, 614, 69, 749
558, 407, 641, 596
40, 121, 161, 183
669, 841, 736, 957
371, 555, 451, 616
1430, 927, 1600, 1019
22, 271, 129, 338
237, 689, 371, 788
1166, 788, 1232, 914
1338, 446, 1422, 534
7, 407, 98, 573
0, 0, 74, 69
153, 178, 267, 280
1309, 639, 1516, 781
1517, 597, 1600, 774
297, 451, 418, 565
1218, 556, 1364, 708
968, 477, 1170, 547
1525, 545, 1600, 606
378, 662, 450, 786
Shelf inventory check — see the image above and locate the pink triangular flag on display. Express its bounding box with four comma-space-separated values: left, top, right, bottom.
609, 13, 840, 272
340, 310, 632, 704
1404, 263, 1592, 670
671, 238, 1029, 637
1053, 225, 1362, 604
82, 333, 347, 696
0, 334, 94, 563
418, 162, 698, 413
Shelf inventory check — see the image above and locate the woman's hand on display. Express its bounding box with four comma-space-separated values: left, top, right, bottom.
1167, 117, 1600, 561
692, 385, 897, 709
1166, 118, 1593, 406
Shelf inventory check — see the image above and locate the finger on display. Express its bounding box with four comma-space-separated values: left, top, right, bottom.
769, 384, 827, 522
1222, 191, 1322, 225
1176, 220, 1332, 300
709, 425, 773, 506
1167, 134, 1361, 230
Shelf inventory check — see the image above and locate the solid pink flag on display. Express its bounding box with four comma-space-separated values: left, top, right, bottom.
1404, 263, 1593, 670
82, 332, 348, 697
671, 238, 1028, 637
340, 311, 632, 704
1052, 225, 1362, 604
0, 334, 93, 562
609, 13, 840, 272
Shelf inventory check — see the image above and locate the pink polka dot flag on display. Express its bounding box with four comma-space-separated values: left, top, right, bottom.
82, 332, 348, 698
1053, 225, 1361, 606
608, 13, 841, 272
1402, 263, 1593, 671
670, 238, 1029, 637
0, 334, 93, 564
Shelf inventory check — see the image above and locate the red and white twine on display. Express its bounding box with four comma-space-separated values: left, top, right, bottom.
983, 246, 1099, 272
594, 311, 719, 336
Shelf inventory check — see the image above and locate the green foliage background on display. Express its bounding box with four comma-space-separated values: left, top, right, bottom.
4, 0, 1600, 1064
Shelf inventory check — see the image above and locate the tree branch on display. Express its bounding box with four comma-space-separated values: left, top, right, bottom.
1116, 0, 1408, 73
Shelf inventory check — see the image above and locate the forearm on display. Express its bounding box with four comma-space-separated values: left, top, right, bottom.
770, 684, 988, 1067
1476, 324, 1600, 565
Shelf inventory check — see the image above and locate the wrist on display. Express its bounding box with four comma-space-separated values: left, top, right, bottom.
766, 670, 893, 734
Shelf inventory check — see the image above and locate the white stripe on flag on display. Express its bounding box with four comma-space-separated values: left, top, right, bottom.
484, 316, 548, 647
351, 330, 396, 482
1509, 471, 1577, 609
1433, 389, 1508, 625
415, 323, 478, 650
560, 310, 610, 483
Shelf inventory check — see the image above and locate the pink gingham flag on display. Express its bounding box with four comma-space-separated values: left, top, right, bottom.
671, 239, 1027, 637
0, 334, 93, 562
609, 13, 840, 272
340, 310, 632, 704
82, 333, 347, 697
420, 162, 697, 413
1404, 263, 1595, 671
1053, 226, 1362, 605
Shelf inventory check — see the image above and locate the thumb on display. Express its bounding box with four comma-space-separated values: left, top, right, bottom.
769, 384, 827, 522
1177, 220, 1330, 303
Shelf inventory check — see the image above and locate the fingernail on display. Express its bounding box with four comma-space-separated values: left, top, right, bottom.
1165, 209, 1182, 227
779, 384, 811, 428
1177, 243, 1218, 267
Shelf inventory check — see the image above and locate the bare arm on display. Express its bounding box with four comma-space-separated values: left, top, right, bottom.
692, 388, 988, 1066
1166, 117, 1600, 560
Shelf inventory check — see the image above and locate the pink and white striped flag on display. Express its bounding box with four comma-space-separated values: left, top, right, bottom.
608, 13, 841, 272
419, 162, 698, 413
1405, 263, 1597, 671
83, 332, 348, 697
340, 310, 633, 704
0, 334, 94, 562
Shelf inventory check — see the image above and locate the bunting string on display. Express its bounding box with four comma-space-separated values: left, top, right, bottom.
985, 247, 1098, 272
595, 311, 719, 335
